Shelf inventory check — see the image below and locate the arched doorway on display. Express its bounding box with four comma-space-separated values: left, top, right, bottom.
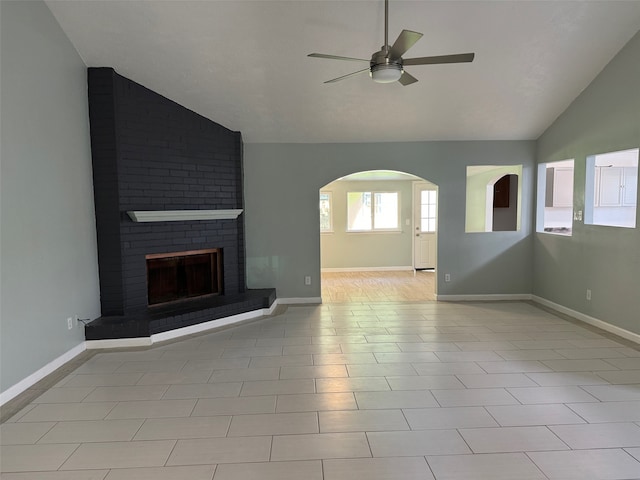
487, 174, 519, 232
319, 170, 438, 302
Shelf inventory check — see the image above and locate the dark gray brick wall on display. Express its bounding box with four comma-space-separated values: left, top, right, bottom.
88, 67, 246, 316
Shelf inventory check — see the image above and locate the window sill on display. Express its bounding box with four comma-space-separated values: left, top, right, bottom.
346, 229, 403, 234
539, 228, 572, 237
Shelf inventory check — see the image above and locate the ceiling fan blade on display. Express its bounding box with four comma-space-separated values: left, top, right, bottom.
398, 70, 418, 86
403, 53, 475, 66
324, 68, 370, 84
388, 29, 423, 60
308, 53, 369, 62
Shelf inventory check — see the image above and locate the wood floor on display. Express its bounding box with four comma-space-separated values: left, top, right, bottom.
321, 270, 436, 303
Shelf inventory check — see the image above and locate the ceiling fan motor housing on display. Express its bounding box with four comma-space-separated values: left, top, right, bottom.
308, 0, 474, 85
369, 49, 403, 83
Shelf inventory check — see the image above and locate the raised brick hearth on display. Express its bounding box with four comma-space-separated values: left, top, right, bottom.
86, 67, 274, 340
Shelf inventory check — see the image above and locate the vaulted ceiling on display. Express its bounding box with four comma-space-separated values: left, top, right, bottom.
46, 1, 640, 143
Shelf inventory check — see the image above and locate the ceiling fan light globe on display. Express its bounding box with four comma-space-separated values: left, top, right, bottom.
370, 64, 402, 83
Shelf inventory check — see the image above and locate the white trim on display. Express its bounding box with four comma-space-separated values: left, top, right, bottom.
150, 302, 279, 343
532, 295, 640, 345
321, 266, 414, 273
436, 294, 533, 302
86, 301, 280, 349
412, 181, 439, 271
277, 297, 323, 305
85, 337, 153, 349
127, 209, 243, 223
0, 342, 86, 406
345, 230, 403, 234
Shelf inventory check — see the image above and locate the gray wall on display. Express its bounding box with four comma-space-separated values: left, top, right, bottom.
0, 1, 99, 392
320, 179, 415, 269
534, 31, 640, 335
244, 141, 535, 298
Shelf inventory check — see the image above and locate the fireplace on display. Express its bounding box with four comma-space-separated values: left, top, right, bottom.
146, 249, 222, 306
86, 68, 275, 340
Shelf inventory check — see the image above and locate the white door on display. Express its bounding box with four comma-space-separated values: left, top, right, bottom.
413, 182, 437, 269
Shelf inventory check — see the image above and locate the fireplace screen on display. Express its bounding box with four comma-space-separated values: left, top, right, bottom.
146, 249, 222, 305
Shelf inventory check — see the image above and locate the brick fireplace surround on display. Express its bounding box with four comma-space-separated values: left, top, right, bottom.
86, 68, 275, 340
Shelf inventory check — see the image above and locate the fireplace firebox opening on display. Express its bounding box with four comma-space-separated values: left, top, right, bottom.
146, 249, 222, 306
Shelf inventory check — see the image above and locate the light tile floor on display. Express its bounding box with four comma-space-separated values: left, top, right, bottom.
2, 301, 640, 479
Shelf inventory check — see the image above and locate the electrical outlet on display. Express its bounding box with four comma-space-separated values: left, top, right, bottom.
586, 289, 591, 301
444, 273, 451, 282
304, 276, 311, 286
67, 317, 74, 330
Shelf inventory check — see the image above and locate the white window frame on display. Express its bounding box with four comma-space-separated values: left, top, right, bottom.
347, 191, 401, 232
420, 189, 437, 233
319, 191, 333, 233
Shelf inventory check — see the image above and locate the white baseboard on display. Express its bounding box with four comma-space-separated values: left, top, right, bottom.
150, 301, 280, 343
0, 342, 86, 406
1, 301, 287, 406
86, 301, 281, 349
277, 297, 322, 305
85, 337, 153, 349
321, 266, 414, 273
2, 303, 281, 405
436, 294, 533, 302
532, 295, 640, 345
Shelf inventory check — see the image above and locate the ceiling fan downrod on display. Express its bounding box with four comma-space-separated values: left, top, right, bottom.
384, 0, 389, 55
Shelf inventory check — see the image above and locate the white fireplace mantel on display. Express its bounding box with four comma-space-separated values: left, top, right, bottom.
127, 209, 243, 223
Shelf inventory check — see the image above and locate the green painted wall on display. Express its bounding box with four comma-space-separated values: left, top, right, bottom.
534, 31, 640, 334
0, 1, 100, 393
244, 141, 535, 298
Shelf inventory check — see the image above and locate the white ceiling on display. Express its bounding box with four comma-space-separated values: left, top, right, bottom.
46, 1, 640, 144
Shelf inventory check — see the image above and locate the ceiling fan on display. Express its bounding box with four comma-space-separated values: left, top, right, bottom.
308, 0, 475, 86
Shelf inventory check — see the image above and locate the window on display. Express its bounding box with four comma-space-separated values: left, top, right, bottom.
420, 189, 437, 232
319, 191, 333, 232
347, 191, 399, 231
585, 148, 638, 228
536, 159, 574, 236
